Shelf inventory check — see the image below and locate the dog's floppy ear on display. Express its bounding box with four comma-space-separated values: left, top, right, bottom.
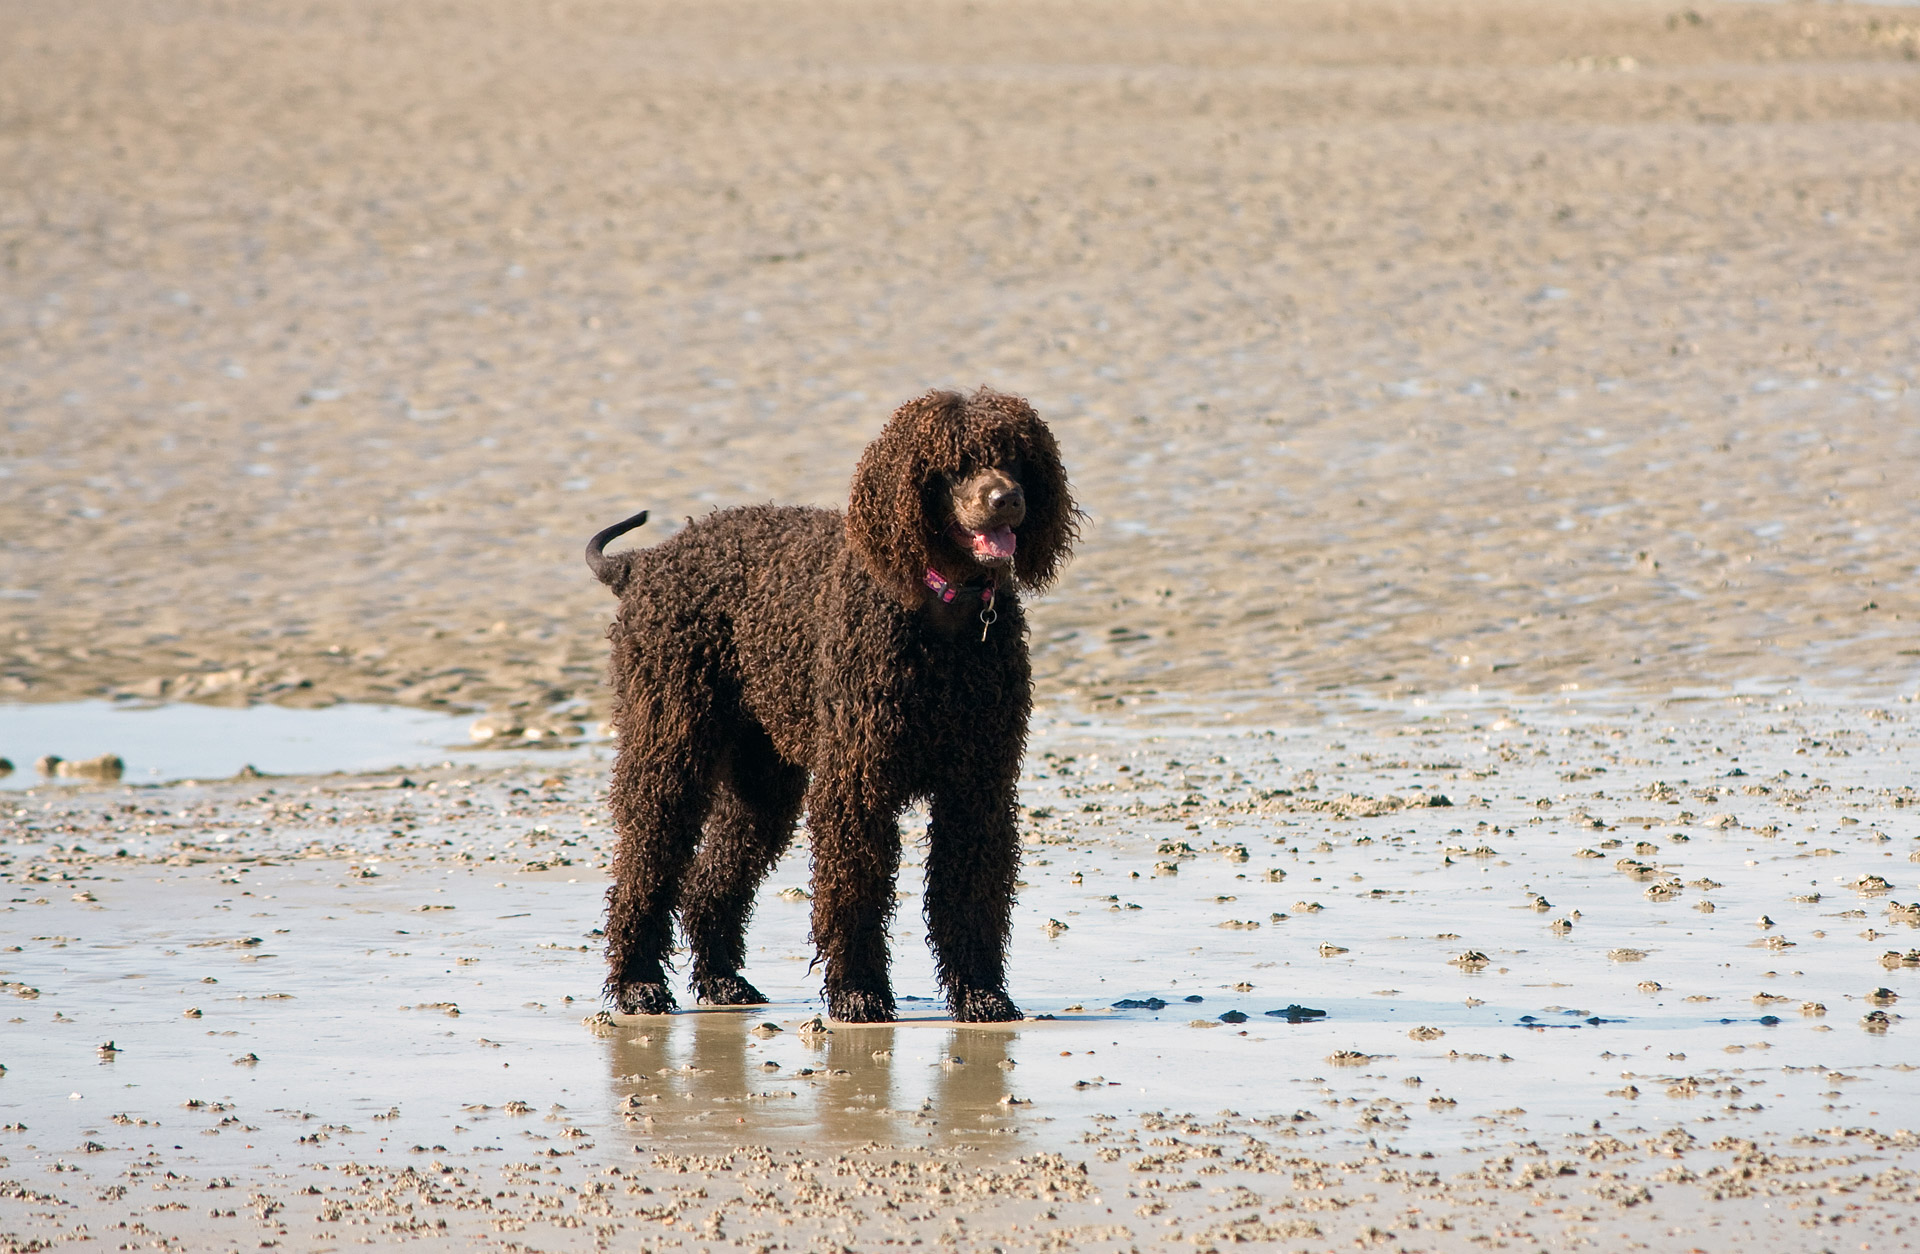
847, 390, 964, 606
972, 389, 1078, 592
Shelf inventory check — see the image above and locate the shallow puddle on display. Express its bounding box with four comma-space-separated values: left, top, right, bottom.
0, 700, 594, 790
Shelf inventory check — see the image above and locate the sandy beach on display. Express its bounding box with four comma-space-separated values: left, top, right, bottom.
3, 0, 1920, 1248
4, 0, 1918, 726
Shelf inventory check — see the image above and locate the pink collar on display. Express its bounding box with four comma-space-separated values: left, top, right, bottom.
924, 568, 1001, 641
923, 568, 996, 606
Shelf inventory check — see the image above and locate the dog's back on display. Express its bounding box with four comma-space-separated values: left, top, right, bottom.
597, 504, 848, 760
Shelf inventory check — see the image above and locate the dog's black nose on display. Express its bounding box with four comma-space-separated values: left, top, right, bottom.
988, 484, 1024, 512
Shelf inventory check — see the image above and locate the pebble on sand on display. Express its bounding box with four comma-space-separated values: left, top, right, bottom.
36, 753, 125, 780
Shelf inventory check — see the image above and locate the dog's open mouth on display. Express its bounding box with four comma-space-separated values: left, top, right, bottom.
953, 523, 1018, 563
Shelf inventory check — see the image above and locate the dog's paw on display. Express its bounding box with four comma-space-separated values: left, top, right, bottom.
608, 981, 676, 1016
952, 988, 1022, 1023
826, 988, 896, 1023
692, 973, 768, 1006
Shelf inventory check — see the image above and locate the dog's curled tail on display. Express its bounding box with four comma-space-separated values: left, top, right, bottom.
585, 509, 649, 593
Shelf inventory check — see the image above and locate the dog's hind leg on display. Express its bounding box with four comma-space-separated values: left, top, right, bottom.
603, 706, 719, 1015
682, 731, 806, 1006
924, 786, 1023, 1023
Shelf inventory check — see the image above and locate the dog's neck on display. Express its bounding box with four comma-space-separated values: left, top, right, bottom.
920, 566, 1001, 642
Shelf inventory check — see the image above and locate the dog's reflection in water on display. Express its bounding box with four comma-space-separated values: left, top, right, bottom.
606, 1011, 1025, 1146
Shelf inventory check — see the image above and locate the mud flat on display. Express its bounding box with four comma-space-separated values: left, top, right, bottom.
3, 0, 1920, 725
2, 689, 1918, 1250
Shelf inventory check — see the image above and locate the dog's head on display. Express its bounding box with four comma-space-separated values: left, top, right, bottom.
847, 388, 1077, 607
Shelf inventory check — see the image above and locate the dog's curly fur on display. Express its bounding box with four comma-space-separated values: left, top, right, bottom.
588, 388, 1076, 1022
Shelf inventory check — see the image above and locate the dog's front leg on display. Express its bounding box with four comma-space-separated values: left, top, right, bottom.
805, 774, 902, 1023
924, 787, 1022, 1023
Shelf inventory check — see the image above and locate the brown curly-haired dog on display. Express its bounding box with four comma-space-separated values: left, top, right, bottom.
585, 388, 1076, 1023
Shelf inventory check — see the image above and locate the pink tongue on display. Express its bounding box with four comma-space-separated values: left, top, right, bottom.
970, 525, 1017, 559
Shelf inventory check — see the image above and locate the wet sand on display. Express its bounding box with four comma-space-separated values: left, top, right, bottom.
4, 0, 1920, 1247
3, 0, 1919, 726
4, 692, 1919, 1250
